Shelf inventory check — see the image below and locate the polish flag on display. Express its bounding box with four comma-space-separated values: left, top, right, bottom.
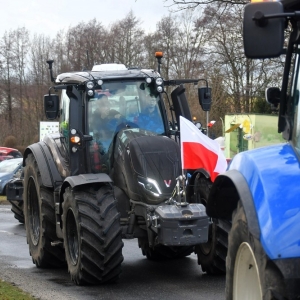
207, 120, 216, 128
180, 116, 227, 182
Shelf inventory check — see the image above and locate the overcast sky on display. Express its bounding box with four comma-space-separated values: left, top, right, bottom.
1, 0, 177, 38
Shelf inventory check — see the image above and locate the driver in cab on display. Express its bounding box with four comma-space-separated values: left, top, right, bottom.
92, 94, 122, 152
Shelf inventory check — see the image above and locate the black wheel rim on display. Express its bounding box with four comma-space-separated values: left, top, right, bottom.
27, 177, 40, 246
66, 209, 79, 265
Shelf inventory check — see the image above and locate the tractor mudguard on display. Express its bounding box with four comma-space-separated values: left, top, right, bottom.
24, 142, 63, 189
60, 173, 112, 197
59, 174, 113, 208
208, 142, 300, 260
206, 169, 260, 240
189, 168, 210, 184
186, 168, 210, 201
62, 173, 112, 189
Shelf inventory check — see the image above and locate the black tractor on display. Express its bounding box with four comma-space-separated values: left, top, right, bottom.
8, 53, 227, 285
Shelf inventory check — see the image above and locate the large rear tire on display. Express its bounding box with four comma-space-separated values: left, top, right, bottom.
193, 175, 229, 275
23, 154, 65, 267
226, 201, 287, 299
62, 185, 124, 285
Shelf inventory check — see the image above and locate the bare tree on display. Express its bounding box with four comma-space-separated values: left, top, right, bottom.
155, 15, 179, 81
143, 32, 160, 70
168, 0, 248, 10
170, 9, 206, 79
63, 19, 109, 70
0, 30, 16, 129
0, 28, 33, 144
162, 10, 208, 123
51, 30, 69, 73
201, 4, 282, 114
11, 27, 30, 142
108, 11, 145, 67
24, 33, 54, 144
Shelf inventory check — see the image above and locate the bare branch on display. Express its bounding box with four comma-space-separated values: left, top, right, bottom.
168, 0, 249, 10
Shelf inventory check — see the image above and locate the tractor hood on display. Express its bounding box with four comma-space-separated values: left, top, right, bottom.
111, 128, 181, 204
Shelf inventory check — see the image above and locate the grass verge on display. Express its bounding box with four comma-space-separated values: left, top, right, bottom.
0, 195, 9, 203
0, 195, 8, 204
0, 280, 34, 300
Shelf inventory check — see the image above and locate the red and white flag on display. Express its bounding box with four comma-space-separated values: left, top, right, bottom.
207, 120, 216, 128
180, 116, 227, 182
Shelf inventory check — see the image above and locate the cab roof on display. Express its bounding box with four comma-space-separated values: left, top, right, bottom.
55, 67, 160, 85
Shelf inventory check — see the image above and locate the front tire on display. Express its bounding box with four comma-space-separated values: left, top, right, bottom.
23, 154, 65, 267
193, 175, 229, 275
62, 185, 123, 285
226, 201, 287, 299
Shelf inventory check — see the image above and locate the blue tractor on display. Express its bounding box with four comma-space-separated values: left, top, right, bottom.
206, 0, 300, 299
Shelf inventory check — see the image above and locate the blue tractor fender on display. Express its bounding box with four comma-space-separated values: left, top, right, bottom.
206, 169, 260, 239
207, 142, 300, 260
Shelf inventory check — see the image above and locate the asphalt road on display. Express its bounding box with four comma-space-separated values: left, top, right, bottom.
0, 204, 225, 300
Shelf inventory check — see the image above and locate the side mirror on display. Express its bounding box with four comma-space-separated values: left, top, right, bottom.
265, 87, 281, 107
243, 2, 284, 58
198, 87, 212, 111
171, 84, 192, 129
44, 94, 59, 120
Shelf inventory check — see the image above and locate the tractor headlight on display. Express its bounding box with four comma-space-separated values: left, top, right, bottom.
138, 176, 162, 197
86, 81, 94, 89
155, 77, 164, 93
155, 77, 163, 86
157, 86, 163, 93
86, 81, 95, 97
145, 77, 152, 84
87, 90, 94, 96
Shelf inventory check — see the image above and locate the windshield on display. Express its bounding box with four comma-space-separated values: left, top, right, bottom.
0, 158, 22, 173
87, 80, 165, 153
